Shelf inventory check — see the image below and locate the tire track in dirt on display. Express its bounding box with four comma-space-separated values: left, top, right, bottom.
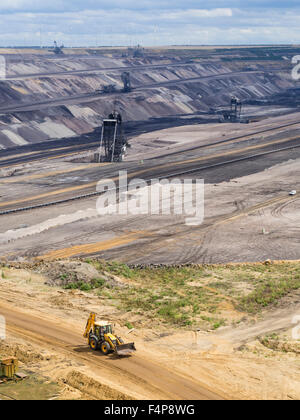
98, 195, 297, 265
271, 197, 300, 219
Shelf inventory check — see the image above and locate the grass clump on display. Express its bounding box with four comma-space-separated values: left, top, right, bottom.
238, 276, 300, 313
64, 278, 106, 292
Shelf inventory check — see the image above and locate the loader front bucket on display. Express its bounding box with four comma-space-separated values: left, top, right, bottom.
115, 343, 136, 356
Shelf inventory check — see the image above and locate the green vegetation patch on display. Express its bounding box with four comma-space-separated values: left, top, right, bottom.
238, 275, 300, 313
64, 278, 106, 292
77, 261, 300, 329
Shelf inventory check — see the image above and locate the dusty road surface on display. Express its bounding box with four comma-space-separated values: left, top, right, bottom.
0, 263, 299, 400
0, 301, 222, 400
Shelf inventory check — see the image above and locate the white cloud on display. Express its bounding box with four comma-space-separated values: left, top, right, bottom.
163, 8, 233, 20
0, 3, 298, 46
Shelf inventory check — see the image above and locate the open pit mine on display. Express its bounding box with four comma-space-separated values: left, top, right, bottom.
0, 46, 299, 401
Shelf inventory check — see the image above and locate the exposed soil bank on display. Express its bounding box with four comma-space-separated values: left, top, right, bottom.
0, 47, 298, 149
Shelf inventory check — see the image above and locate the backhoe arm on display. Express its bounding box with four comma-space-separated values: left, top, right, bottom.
83, 313, 96, 338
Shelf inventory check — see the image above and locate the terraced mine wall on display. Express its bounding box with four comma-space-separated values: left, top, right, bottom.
0, 53, 297, 149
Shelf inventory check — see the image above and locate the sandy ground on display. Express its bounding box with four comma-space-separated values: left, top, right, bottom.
0, 266, 299, 400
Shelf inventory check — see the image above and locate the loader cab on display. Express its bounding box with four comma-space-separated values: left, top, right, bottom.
84, 314, 136, 356
94, 322, 113, 338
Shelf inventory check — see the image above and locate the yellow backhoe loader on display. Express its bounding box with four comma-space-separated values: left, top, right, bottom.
83, 313, 136, 356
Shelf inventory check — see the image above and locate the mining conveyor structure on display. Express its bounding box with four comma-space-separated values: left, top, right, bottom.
220, 96, 243, 122
99, 112, 128, 162
121, 72, 131, 92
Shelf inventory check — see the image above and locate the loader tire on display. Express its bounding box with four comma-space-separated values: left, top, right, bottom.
100, 341, 111, 355
89, 337, 98, 351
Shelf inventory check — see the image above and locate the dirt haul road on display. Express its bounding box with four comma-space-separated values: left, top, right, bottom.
0, 301, 222, 400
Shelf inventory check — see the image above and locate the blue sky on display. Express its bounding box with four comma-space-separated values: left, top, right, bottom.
0, 1, 299, 46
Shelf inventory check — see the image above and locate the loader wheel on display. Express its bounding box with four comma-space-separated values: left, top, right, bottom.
100, 341, 111, 355
89, 337, 98, 351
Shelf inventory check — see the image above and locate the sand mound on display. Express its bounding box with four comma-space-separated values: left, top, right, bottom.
35, 260, 128, 289
0, 341, 46, 364
64, 371, 134, 400
261, 338, 300, 354
36, 260, 102, 287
